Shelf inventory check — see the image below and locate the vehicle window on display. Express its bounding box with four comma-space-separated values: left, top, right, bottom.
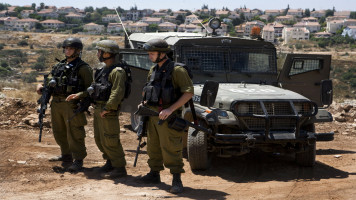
181, 47, 227, 72
181, 46, 276, 74
231, 51, 275, 73
121, 53, 152, 70
289, 59, 321, 76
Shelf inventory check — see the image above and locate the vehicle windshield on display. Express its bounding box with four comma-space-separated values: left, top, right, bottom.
181, 46, 277, 74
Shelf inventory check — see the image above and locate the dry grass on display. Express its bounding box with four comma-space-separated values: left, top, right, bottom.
0, 81, 39, 103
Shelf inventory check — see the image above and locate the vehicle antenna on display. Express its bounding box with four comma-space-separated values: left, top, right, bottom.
114, 7, 134, 49
194, 15, 210, 34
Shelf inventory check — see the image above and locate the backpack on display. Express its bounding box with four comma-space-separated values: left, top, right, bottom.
120, 63, 132, 99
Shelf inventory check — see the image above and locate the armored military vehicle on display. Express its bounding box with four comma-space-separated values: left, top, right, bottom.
119, 18, 334, 169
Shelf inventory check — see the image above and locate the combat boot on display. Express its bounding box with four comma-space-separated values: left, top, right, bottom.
170, 173, 183, 194
140, 170, 161, 184
94, 160, 113, 173
49, 154, 73, 162
68, 159, 83, 173
101, 167, 127, 179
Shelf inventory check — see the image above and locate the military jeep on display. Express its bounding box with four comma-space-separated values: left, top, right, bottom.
119, 19, 334, 169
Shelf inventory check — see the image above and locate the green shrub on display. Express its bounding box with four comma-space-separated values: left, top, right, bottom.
17, 40, 29, 46
22, 72, 38, 83
295, 43, 303, 49
350, 78, 356, 88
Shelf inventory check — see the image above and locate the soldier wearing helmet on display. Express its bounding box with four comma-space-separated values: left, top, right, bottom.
139, 39, 193, 194
36, 37, 93, 173
88, 40, 128, 178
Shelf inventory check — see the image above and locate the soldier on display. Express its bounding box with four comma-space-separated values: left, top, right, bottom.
89, 40, 127, 178
36, 38, 93, 172
139, 39, 194, 193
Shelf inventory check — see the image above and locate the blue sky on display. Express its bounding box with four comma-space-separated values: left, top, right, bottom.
1, 0, 355, 11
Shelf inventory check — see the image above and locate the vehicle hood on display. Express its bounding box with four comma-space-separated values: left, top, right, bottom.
193, 83, 309, 110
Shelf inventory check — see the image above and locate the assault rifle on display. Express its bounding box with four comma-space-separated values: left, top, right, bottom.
133, 114, 147, 167
135, 105, 212, 135
37, 74, 53, 142
68, 96, 92, 122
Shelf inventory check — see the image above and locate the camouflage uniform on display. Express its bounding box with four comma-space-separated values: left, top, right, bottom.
146, 61, 194, 174
93, 66, 127, 168
51, 57, 93, 160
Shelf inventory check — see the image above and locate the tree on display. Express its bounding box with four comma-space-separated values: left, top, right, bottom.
0, 3, 9, 11
250, 26, 261, 38
201, 4, 208, 9
84, 6, 94, 13
148, 24, 158, 32
176, 15, 184, 25
31, 3, 36, 10
40, 2, 44, 10
35, 22, 43, 30
239, 13, 245, 21
304, 9, 310, 17
325, 9, 334, 17
350, 12, 356, 19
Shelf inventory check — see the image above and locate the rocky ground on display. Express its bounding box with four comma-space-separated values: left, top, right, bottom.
0, 95, 355, 200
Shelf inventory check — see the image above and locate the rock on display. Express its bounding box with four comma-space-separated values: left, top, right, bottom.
120, 128, 126, 133
22, 114, 51, 128
334, 155, 342, 158
334, 113, 347, 122
0, 93, 6, 99
343, 105, 353, 112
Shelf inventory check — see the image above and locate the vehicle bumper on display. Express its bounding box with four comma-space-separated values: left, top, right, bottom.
214, 131, 334, 144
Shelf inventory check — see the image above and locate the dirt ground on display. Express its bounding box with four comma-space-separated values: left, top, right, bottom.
0, 97, 355, 200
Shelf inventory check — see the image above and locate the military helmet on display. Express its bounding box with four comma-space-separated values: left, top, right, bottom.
62, 38, 83, 50
143, 39, 171, 52
95, 40, 120, 54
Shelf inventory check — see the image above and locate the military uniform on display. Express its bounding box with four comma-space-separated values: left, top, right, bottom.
145, 59, 194, 174
50, 57, 93, 161
93, 65, 127, 168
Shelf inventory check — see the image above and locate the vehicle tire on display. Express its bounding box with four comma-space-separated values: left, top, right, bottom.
295, 124, 316, 167
187, 127, 209, 170
130, 112, 141, 132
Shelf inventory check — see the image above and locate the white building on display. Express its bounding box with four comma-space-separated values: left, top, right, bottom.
282, 27, 310, 43
185, 14, 198, 24
142, 17, 163, 25
65, 12, 84, 20
102, 14, 119, 22
20, 10, 34, 18
107, 23, 124, 34
40, 19, 65, 29
158, 22, 177, 32
262, 24, 275, 42
128, 22, 148, 33
37, 9, 58, 18
294, 22, 321, 33
342, 26, 356, 39
311, 10, 326, 18
83, 22, 105, 34
265, 10, 280, 17
57, 6, 77, 14
287, 9, 303, 18
327, 20, 344, 33
275, 15, 294, 23
13, 18, 39, 31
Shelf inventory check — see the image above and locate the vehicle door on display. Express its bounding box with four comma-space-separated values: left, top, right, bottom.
277, 54, 331, 107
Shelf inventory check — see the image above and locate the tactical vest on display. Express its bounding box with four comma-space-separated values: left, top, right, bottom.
90, 62, 130, 102
143, 60, 192, 107
50, 58, 87, 96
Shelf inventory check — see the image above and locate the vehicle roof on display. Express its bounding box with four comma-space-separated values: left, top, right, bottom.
128, 32, 205, 46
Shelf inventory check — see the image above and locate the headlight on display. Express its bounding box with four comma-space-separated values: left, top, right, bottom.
294, 102, 314, 115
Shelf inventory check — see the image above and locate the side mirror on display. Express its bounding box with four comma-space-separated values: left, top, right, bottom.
321, 80, 333, 106
200, 80, 219, 107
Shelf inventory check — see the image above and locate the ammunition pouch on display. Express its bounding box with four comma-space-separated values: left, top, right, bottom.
90, 83, 112, 101
168, 117, 187, 132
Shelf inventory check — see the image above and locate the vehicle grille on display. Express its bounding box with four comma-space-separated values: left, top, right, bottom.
232, 101, 316, 130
